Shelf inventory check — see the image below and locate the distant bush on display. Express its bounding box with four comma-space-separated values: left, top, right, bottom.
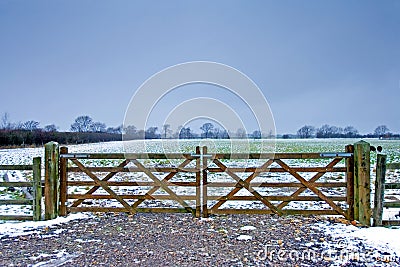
0, 130, 121, 146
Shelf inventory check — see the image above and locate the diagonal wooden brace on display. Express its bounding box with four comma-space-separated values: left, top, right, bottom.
71, 159, 136, 214
275, 159, 347, 218
213, 159, 282, 215
71, 159, 130, 208
211, 159, 274, 210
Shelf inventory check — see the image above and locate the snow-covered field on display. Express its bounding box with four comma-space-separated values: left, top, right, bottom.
0, 139, 400, 265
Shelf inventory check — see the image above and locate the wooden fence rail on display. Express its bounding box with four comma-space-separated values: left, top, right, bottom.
0, 157, 42, 221
373, 154, 400, 226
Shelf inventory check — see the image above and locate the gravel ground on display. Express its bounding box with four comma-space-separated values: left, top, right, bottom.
0, 213, 390, 266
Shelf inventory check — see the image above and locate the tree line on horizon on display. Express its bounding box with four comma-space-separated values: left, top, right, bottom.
0, 112, 398, 146
295, 124, 397, 139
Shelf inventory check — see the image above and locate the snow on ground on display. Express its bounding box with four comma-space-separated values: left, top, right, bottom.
0, 213, 91, 238
316, 220, 400, 265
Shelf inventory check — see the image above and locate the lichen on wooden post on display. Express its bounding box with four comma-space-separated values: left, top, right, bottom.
373, 154, 386, 226
44, 141, 60, 220
32, 157, 42, 221
354, 140, 371, 226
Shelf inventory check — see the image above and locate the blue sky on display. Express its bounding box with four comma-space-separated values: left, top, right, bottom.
0, 1, 399, 134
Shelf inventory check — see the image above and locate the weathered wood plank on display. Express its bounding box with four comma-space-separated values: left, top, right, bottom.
382, 220, 400, 226
67, 181, 198, 187
354, 141, 371, 226
0, 199, 32, 205
44, 141, 59, 220
385, 183, 400, 189
202, 146, 209, 218
0, 182, 33, 187
373, 154, 386, 226
68, 194, 198, 200
208, 195, 347, 201
0, 215, 33, 221
59, 147, 68, 216
207, 167, 347, 173
206, 182, 347, 188
68, 207, 191, 213
67, 167, 199, 173
208, 209, 341, 215
0, 165, 33, 170
32, 157, 42, 221
387, 163, 400, 170
345, 144, 355, 221
383, 202, 400, 208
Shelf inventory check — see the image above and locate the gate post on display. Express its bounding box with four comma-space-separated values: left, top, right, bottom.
32, 157, 42, 221
44, 141, 60, 220
345, 145, 354, 221
59, 147, 68, 216
202, 146, 209, 218
353, 140, 371, 226
373, 154, 386, 226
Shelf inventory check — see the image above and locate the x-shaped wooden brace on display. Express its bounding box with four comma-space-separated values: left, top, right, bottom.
212, 158, 283, 215
130, 157, 196, 215
274, 158, 348, 218
70, 159, 130, 208
70, 159, 136, 214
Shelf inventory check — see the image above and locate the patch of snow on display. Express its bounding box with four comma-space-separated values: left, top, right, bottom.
240, 225, 256, 231
0, 213, 91, 238
237, 234, 252, 241
29, 250, 80, 267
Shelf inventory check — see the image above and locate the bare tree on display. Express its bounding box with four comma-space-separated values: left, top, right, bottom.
343, 126, 358, 138
22, 120, 40, 131
90, 122, 107, 132
70, 115, 93, 132
145, 127, 159, 139
252, 130, 262, 139
179, 127, 193, 139
44, 124, 58, 132
236, 128, 247, 139
1, 112, 11, 129
297, 125, 315, 138
200, 123, 214, 138
162, 124, 171, 139
374, 125, 390, 137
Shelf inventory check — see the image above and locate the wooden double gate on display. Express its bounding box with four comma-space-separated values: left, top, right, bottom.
55, 141, 372, 224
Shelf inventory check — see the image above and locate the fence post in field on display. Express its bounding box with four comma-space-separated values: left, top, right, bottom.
44, 141, 60, 220
353, 140, 371, 226
373, 154, 386, 226
59, 146, 68, 216
345, 145, 355, 221
32, 157, 42, 221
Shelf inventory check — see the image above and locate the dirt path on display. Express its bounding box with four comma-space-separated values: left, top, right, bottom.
0, 213, 353, 266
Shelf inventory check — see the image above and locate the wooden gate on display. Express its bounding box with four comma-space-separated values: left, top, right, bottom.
58, 142, 371, 223
201, 146, 354, 220
59, 147, 201, 217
